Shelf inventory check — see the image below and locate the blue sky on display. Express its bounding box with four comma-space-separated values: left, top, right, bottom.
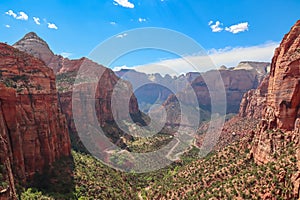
0, 0, 299, 72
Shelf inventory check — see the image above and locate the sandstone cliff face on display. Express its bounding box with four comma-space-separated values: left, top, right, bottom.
0, 43, 71, 185
239, 75, 269, 119
250, 20, 300, 198
14, 33, 141, 150
192, 63, 269, 113
0, 100, 17, 199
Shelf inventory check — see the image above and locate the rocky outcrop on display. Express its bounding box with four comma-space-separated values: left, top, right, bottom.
0, 43, 71, 185
13, 32, 63, 74
250, 20, 300, 198
239, 75, 269, 119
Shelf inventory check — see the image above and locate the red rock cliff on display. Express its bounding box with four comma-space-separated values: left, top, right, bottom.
250, 20, 300, 198
266, 20, 300, 130
0, 99, 17, 199
239, 75, 269, 119
13, 32, 141, 150
0, 43, 71, 184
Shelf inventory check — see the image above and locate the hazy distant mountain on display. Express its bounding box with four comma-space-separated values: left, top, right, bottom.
115, 61, 270, 115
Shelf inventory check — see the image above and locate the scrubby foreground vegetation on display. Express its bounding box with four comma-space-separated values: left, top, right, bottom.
19, 130, 299, 199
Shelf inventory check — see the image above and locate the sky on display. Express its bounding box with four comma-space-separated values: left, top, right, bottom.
0, 0, 299, 74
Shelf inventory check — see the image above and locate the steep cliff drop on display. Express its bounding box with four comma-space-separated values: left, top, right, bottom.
0, 43, 71, 199
249, 20, 300, 198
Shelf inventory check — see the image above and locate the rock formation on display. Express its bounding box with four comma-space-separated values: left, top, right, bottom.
116, 62, 269, 115
192, 62, 270, 113
249, 20, 300, 198
0, 43, 71, 196
14, 33, 141, 151
239, 75, 269, 119
0, 100, 17, 199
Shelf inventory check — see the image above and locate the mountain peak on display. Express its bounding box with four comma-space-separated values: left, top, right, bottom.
14, 32, 50, 49
13, 32, 55, 66
23, 32, 40, 39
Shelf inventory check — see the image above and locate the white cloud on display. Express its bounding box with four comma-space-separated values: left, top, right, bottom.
225, 22, 249, 34
113, 0, 135, 8
116, 33, 128, 38
5, 10, 17, 18
116, 42, 278, 75
138, 18, 146, 22
5, 10, 28, 20
48, 22, 58, 30
33, 17, 41, 25
110, 21, 117, 25
209, 21, 223, 32
61, 52, 72, 58
113, 65, 133, 71
16, 11, 28, 20
208, 20, 213, 26
5, 25, 10, 28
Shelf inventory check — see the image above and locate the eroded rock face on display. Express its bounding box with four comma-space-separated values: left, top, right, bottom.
265, 21, 300, 130
0, 100, 17, 199
0, 43, 71, 183
249, 20, 300, 198
14, 33, 141, 151
239, 75, 269, 119
193, 64, 269, 113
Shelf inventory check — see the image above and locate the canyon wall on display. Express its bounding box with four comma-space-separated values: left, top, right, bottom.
247, 20, 300, 198
0, 43, 71, 199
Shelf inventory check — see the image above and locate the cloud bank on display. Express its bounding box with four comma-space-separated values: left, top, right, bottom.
113, 42, 279, 75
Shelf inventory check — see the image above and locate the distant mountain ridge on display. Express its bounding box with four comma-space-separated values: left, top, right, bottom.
116, 61, 270, 114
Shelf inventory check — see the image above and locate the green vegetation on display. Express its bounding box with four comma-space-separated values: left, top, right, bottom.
127, 133, 174, 153
20, 188, 54, 200
0, 165, 8, 189
18, 126, 299, 199
142, 135, 299, 199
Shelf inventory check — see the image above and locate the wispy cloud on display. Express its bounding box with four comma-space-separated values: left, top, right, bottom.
5, 10, 28, 20
48, 22, 58, 30
116, 33, 128, 38
113, 0, 134, 8
113, 65, 132, 71
225, 22, 249, 34
138, 18, 147, 23
113, 42, 278, 75
110, 21, 117, 25
33, 17, 41, 25
5, 25, 10, 28
209, 21, 223, 32
61, 52, 72, 58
